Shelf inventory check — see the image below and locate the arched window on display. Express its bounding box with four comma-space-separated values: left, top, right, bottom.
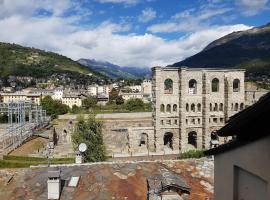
212, 78, 219, 92
234, 103, 239, 111
188, 79, 197, 94
139, 133, 148, 146
188, 131, 197, 148
164, 79, 173, 94
160, 104, 165, 112
219, 103, 223, 111
240, 103, 244, 110
214, 103, 218, 111
191, 103, 195, 112
233, 79, 240, 92
166, 104, 171, 113
173, 104, 177, 112
197, 103, 201, 112
210, 103, 212, 111
231, 103, 234, 111
186, 103, 189, 112
164, 132, 173, 149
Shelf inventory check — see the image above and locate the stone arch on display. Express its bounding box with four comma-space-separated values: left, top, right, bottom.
233, 79, 240, 92
160, 104, 165, 112
197, 103, 201, 112
164, 132, 173, 149
188, 131, 197, 148
173, 104, 177, 112
186, 103, 189, 112
219, 103, 223, 111
212, 78, 219, 92
214, 103, 218, 111
188, 79, 197, 94
234, 103, 239, 111
166, 104, 171, 113
240, 103, 244, 110
139, 133, 148, 147
164, 79, 173, 94
191, 103, 196, 112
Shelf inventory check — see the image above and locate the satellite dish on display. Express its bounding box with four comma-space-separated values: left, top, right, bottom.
78, 143, 87, 153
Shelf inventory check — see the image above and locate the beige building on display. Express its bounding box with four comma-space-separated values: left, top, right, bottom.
62, 93, 87, 108
152, 67, 245, 152
206, 92, 270, 200
0, 92, 42, 105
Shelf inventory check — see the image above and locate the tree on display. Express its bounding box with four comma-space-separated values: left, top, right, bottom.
40, 95, 69, 119
115, 95, 124, 105
82, 97, 97, 109
72, 115, 106, 162
109, 88, 119, 102
125, 98, 144, 111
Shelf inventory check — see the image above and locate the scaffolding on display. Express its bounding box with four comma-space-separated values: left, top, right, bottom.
0, 101, 48, 153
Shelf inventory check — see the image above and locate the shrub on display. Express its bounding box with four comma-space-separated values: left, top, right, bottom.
178, 149, 205, 159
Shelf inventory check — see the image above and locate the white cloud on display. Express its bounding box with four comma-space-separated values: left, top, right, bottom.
138, 8, 156, 23
148, 7, 232, 33
95, 0, 140, 5
0, 12, 251, 68
237, 0, 269, 16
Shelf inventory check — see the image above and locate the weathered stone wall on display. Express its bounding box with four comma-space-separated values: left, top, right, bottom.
153, 67, 246, 153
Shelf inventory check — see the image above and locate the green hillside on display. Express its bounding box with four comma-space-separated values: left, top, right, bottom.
172, 23, 270, 75
0, 42, 95, 78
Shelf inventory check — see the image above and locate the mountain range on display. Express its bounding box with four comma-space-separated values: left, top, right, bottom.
172, 23, 270, 75
78, 59, 151, 79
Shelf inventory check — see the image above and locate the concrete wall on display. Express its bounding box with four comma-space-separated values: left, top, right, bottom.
214, 135, 270, 200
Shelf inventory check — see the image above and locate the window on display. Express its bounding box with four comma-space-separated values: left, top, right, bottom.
197, 103, 201, 112
188, 131, 197, 148
198, 118, 201, 124
173, 104, 177, 112
231, 103, 234, 111
186, 119, 188, 124
219, 103, 223, 111
164, 79, 173, 94
160, 104, 165, 112
213, 118, 218, 123
210, 103, 213, 111
186, 103, 189, 112
161, 120, 164, 125
191, 118, 195, 124
139, 133, 148, 146
212, 78, 219, 92
174, 120, 178, 125
240, 103, 244, 110
220, 118, 224, 123
166, 104, 171, 112
166, 120, 171, 125
188, 79, 197, 94
233, 79, 240, 92
214, 103, 218, 111
234, 103, 239, 111
191, 103, 196, 112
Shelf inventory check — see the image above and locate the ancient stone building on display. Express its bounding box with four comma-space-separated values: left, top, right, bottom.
152, 67, 245, 153
97, 67, 247, 156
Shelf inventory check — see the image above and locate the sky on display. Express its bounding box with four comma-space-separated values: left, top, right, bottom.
0, 0, 269, 68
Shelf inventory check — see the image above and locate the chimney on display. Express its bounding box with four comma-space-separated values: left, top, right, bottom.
47, 170, 61, 200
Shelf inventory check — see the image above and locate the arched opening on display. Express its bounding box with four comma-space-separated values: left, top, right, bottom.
139, 133, 148, 147
166, 104, 171, 113
240, 103, 244, 110
163, 132, 173, 149
173, 104, 177, 112
214, 103, 218, 111
197, 103, 201, 112
212, 78, 219, 92
210, 131, 219, 148
188, 79, 197, 94
233, 79, 240, 92
160, 104, 165, 112
188, 131, 197, 148
234, 103, 239, 111
191, 103, 195, 112
186, 103, 189, 112
164, 79, 173, 94
219, 103, 223, 111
